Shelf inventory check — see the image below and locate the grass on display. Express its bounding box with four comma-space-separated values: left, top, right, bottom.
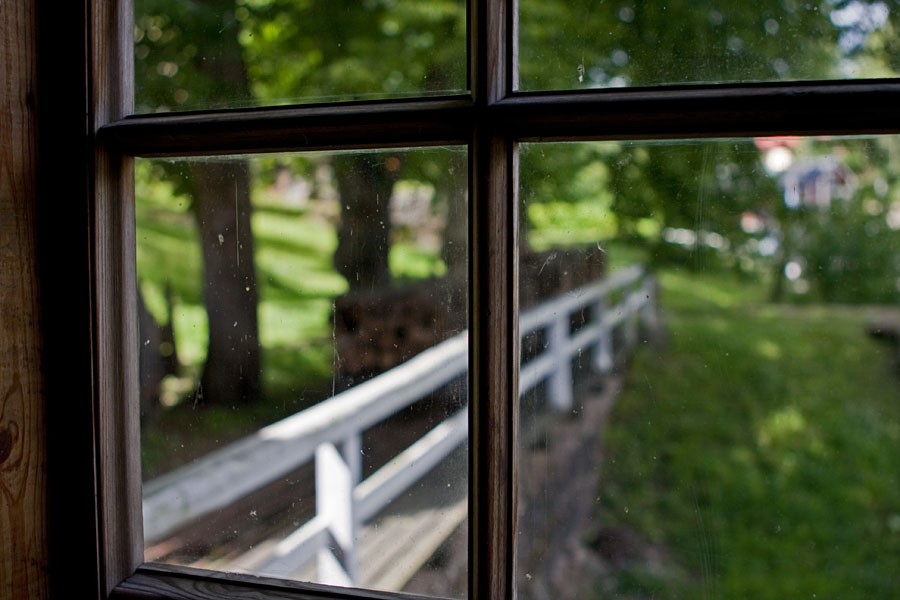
592, 267, 900, 598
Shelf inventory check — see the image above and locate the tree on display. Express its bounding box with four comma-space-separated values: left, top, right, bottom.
779, 136, 900, 303
134, 0, 468, 407
136, 0, 261, 406
517, 0, 900, 273
235, 0, 466, 290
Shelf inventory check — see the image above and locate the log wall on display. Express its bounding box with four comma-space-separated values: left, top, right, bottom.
0, 0, 49, 598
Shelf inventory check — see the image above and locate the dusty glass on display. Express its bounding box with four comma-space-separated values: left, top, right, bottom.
516, 137, 900, 598
134, 0, 467, 113
518, 1, 900, 91
136, 147, 468, 597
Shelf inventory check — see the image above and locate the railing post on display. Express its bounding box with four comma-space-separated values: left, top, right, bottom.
342, 433, 363, 490
624, 288, 639, 353
315, 441, 358, 586
592, 298, 614, 374
640, 277, 660, 341
548, 313, 573, 411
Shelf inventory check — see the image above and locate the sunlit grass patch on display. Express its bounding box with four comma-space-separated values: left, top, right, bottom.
593, 269, 900, 599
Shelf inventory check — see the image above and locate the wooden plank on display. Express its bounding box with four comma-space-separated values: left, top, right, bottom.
0, 0, 48, 597
360, 498, 467, 592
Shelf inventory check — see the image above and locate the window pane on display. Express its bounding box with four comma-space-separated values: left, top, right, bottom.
516, 137, 900, 598
136, 147, 468, 598
518, 1, 900, 91
134, 0, 466, 113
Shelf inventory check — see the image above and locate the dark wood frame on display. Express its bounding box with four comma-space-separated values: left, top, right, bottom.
39, 0, 900, 598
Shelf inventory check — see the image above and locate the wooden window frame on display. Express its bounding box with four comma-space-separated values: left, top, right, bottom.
38, 0, 900, 599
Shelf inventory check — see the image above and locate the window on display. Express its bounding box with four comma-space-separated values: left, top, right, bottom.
51, 0, 900, 599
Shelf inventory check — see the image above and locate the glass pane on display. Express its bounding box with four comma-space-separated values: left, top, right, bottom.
137, 147, 468, 598
517, 137, 900, 598
134, 0, 467, 113
518, 1, 900, 91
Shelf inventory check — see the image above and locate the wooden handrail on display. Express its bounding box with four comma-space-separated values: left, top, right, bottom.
142, 265, 656, 587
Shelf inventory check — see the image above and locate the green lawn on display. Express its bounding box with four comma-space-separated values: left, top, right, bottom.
593, 268, 900, 598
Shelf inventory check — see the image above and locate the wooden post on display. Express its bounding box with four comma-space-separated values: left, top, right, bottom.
548, 314, 573, 412
315, 442, 357, 586
624, 293, 639, 353
641, 277, 660, 341
342, 434, 363, 489
592, 299, 614, 374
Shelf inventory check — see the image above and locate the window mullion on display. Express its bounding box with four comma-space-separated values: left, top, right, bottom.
470, 1, 518, 600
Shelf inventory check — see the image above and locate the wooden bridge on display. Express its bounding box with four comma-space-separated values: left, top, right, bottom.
142, 264, 658, 591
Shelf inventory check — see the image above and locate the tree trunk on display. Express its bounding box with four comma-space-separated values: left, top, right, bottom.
187, 1, 260, 406
333, 154, 399, 291
192, 160, 261, 405
438, 152, 468, 279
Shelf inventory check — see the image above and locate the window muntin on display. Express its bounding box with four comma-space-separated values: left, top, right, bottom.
136, 148, 468, 597
516, 137, 900, 598
133, 0, 467, 113
518, 1, 900, 91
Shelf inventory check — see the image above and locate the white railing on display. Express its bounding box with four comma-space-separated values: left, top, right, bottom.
142, 264, 657, 586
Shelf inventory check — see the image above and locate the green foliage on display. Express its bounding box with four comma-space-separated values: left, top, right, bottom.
390, 242, 448, 279
784, 137, 900, 304
516, 2, 900, 300
135, 0, 254, 111
240, 0, 465, 102
134, 0, 465, 111
521, 140, 775, 262
518, 0, 900, 91
799, 199, 900, 303
594, 269, 900, 598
